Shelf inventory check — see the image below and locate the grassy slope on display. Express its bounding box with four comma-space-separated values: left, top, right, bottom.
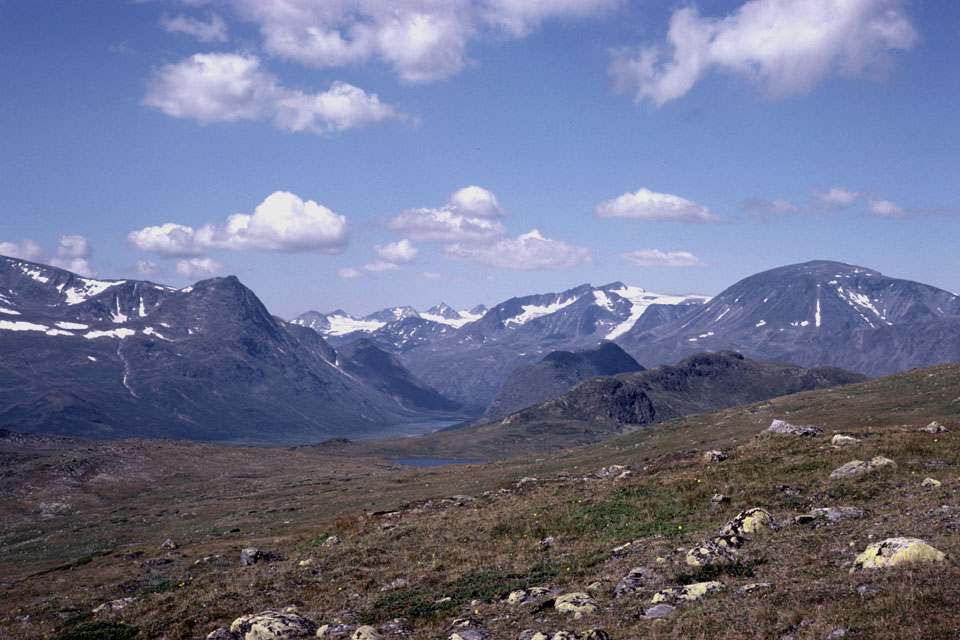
0, 362, 959, 638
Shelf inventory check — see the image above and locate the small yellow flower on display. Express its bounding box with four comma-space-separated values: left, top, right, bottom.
678, 525, 683, 530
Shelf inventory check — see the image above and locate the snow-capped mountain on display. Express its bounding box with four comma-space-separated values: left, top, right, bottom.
618, 260, 960, 377
291, 303, 485, 342
0, 255, 467, 443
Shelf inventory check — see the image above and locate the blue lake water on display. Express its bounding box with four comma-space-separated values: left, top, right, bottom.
388, 458, 485, 467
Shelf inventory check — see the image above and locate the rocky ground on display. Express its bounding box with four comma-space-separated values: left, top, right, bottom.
2, 363, 960, 639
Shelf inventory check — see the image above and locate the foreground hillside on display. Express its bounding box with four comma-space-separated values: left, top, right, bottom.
1, 362, 959, 638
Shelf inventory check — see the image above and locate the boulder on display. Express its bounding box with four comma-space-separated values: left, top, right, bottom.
241, 547, 285, 566
735, 582, 773, 595
505, 587, 551, 605
449, 632, 492, 640
809, 507, 867, 522
554, 592, 599, 619
230, 609, 317, 639
921, 421, 948, 433
614, 567, 660, 597
596, 465, 628, 478
829, 457, 896, 479
719, 508, 776, 536
651, 581, 723, 604
161, 538, 179, 549
762, 419, 823, 437
686, 534, 746, 566
518, 632, 549, 640
850, 537, 946, 572
206, 627, 234, 640
316, 623, 355, 638
922, 478, 942, 489
581, 631, 611, 640
702, 450, 726, 463
642, 603, 677, 618
350, 626, 382, 640
323, 536, 342, 547
831, 434, 859, 446
709, 494, 730, 508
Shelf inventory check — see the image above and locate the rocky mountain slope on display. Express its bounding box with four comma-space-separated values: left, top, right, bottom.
477, 342, 644, 424
2, 362, 958, 640
619, 260, 960, 376
0, 256, 467, 443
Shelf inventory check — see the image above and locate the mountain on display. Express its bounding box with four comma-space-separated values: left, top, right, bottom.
477, 342, 644, 424
618, 260, 960, 376
0, 255, 467, 443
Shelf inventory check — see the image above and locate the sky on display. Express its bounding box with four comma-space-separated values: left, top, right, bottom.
1, 0, 959, 319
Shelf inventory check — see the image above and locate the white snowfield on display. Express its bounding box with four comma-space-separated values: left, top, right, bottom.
504, 295, 579, 327
62, 278, 125, 305
605, 285, 711, 340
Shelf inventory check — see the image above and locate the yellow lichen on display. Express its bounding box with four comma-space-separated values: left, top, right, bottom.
851, 537, 946, 572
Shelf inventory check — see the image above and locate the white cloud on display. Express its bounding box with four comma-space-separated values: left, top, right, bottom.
620, 249, 707, 267
55, 235, 92, 259
815, 186, 859, 209
442, 229, 594, 270
420, 272, 442, 279
175, 257, 224, 279
142, 53, 398, 134
160, 13, 229, 43
0, 239, 44, 262
743, 198, 800, 220
387, 186, 510, 242
128, 191, 349, 255
362, 261, 401, 272
136, 260, 158, 275
595, 187, 722, 223
50, 258, 98, 278
337, 266, 364, 279
374, 238, 419, 263
226, 0, 616, 83
610, 0, 918, 106
867, 198, 907, 218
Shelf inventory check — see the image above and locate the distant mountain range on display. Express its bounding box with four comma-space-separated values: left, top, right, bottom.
0, 255, 468, 443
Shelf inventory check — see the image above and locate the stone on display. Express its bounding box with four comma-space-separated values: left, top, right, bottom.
315, 623, 355, 638
827, 629, 847, 639
539, 536, 555, 546
702, 450, 726, 463
614, 567, 660, 597
140, 557, 172, 568
809, 507, 867, 522
610, 540, 641, 557
652, 581, 723, 604
719, 508, 776, 536
554, 592, 599, 619
350, 626, 382, 640
642, 603, 677, 618
596, 465, 628, 478
206, 627, 234, 640
921, 477, 942, 489
241, 547, 285, 566
506, 587, 551, 605
762, 419, 823, 437
831, 434, 859, 446
92, 597, 135, 613
776, 485, 803, 497
581, 631, 611, 640
709, 493, 730, 508
380, 577, 408, 591
160, 538, 179, 549
230, 610, 318, 639
447, 617, 484, 632
856, 584, 881, 599
850, 537, 946, 572
792, 515, 817, 526
323, 536, 342, 547
685, 534, 746, 566
516, 477, 538, 489
735, 583, 773, 595
449, 632, 492, 640
518, 632, 549, 640
549, 633, 577, 640
921, 421, 948, 433
829, 456, 896, 479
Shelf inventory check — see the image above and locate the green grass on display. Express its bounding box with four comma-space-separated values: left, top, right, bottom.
51, 621, 138, 640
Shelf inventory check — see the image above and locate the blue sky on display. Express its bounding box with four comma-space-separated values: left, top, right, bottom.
1, 0, 959, 318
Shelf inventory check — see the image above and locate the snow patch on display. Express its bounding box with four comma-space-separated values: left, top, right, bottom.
419, 311, 477, 328
604, 285, 711, 340
592, 290, 617, 313
755, 320, 766, 327
87, 356, 97, 362
142, 327, 172, 341
0, 307, 21, 315
698, 331, 715, 338
504, 296, 579, 327
84, 328, 136, 340
815, 297, 821, 328
64, 278, 124, 305
20, 266, 50, 283
180, 286, 194, 294
138, 297, 147, 317
111, 298, 129, 324
325, 313, 386, 336
56, 321, 89, 330
1, 319, 51, 332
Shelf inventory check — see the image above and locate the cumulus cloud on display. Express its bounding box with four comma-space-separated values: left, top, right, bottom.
337, 266, 364, 279
620, 249, 707, 267
374, 238, 419, 263
610, 0, 918, 106
160, 13, 229, 42
745, 185, 863, 219
743, 198, 800, 220
1, 236, 99, 277
136, 260, 158, 275
595, 187, 722, 223
442, 229, 594, 270
175, 257, 224, 279
387, 186, 509, 243
362, 261, 401, 272
142, 53, 398, 134
128, 191, 349, 255
226, 0, 616, 83
815, 186, 859, 209
0, 239, 44, 262
867, 198, 907, 218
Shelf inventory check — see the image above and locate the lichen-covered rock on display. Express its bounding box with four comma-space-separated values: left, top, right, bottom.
516, 477, 538, 489
642, 603, 677, 618
506, 587, 551, 605
719, 508, 776, 536
518, 631, 549, 640
829, 456, 896, 479
92, 597, 135, 613
554, 592, 598, 619
610, 540, 641, 557
581, 631, 611, 640
596, 465, 628, 478
851, 537, 946, 572
762, 419, 823, 437
921, 421, 948, 433
686, 534, 746, 566
206, 627, 234, 640
549, 633, 577, 640
831, 434, 859, 446
315, 622, 355, 638
350, 626, 382, 640
230, 610, 318, 639
810, 506, 867, 521
161, 538, 179, 549
922, 477, 942, 489
651, 581, 724, 604
710, 493, 730, 508
449, 631, 492, 640
323, 536, 342, 547
702, 450, 726, 463
614, 567, 660, 597
241, 547, 285, 566
736, 582, 773, 595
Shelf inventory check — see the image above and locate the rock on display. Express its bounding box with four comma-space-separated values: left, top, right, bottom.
921, 421, 948, 433
241, 547, 285, 566
206, 627, 234, 640
506, 587, 551, 605
735, 582, 773, 595
686, 534, 746, 566
380, 577, 408, 591
92, 597, 135, 613
447, 617, 484, 632
160, 538, 179, 549
642, 603, 677, 618
702, 450, 726, 463
614, 567, 660, 597
323, 536, 343, 547
809, 507, 867, 522
921, 477, 942, 489
831, 434, 859, 446
539, 536, 555, 546
556, 471, 570, 480
516, 477, 538, 489
140, 557, 172, 568
762, 419, 823, 437
827, 629, 847, 639
230, 610, 318, 639
518, 632, 549, 640
710, 493, 730, 508
719, 508, 776, 536
379, 618, 411, 637
856, 584, 881, 599
581, 631, 611, 640
792, 514, 817, 526
776, 485, 803, 497
850, 537, 946, 572
610, 540, 641, 557
316, 623, 356, 638
554, 592, 599, 619
350, 626, 382, 640
596, 465, 628, 478
449, 632, 492, 640
652, 581, 724, 604
548, 633, 576, 640
585, 581, 603, 592
829, 456, 896, 479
